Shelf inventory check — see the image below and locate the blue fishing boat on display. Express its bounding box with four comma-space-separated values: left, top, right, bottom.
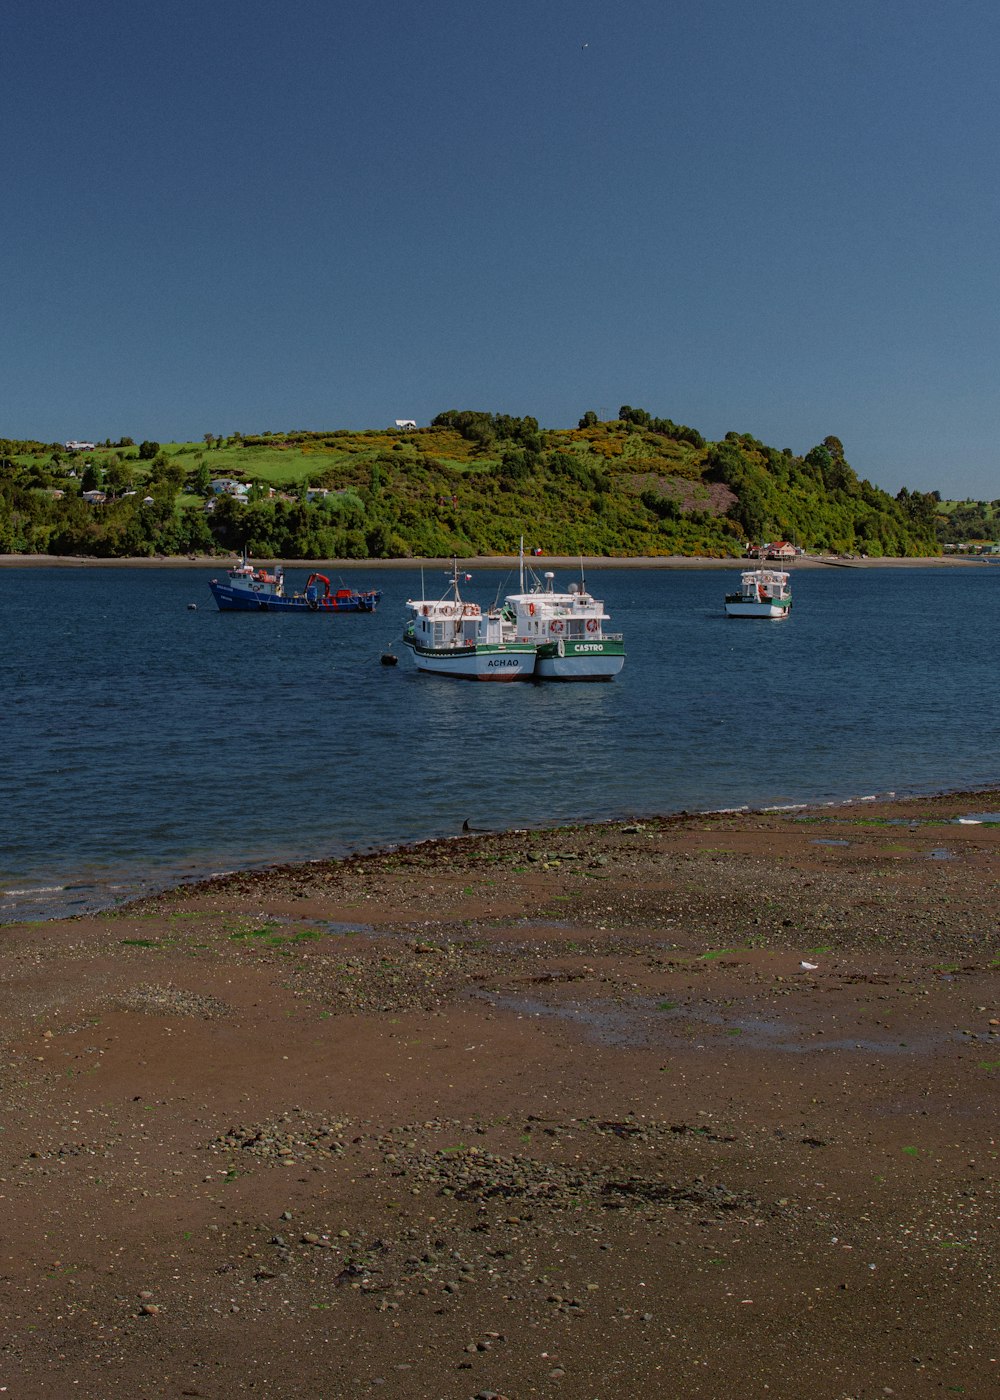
208, 555, 381, 613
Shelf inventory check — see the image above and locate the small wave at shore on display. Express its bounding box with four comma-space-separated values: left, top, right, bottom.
4, 780, 998, 925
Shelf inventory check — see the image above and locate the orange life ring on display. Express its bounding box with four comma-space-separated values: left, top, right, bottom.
586, 618, 599, 633
550, 619, 564, 634
528, 602, 535, 616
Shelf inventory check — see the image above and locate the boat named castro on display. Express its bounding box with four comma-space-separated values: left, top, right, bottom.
502, 551, 625, 680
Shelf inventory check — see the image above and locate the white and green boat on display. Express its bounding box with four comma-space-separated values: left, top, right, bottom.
724, 566, 792, 619
403, 565, 536, 681
502, 552, 625, 681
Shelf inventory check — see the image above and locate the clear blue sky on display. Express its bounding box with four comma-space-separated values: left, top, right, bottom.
4, 0, 999, 499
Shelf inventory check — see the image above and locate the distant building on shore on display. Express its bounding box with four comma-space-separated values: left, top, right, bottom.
65, 440, 96, 452
765, 541, 797, 560
394, 419, 417, 430
945, 540, 1000, 555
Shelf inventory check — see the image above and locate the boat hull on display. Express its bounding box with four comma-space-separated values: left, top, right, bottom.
209, 582, 381, 613
403, 638, 535, 680
724, 599, 791, 619
534, 639, 626, 680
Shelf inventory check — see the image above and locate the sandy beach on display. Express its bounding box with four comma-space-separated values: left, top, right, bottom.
2, 789, 998, 1398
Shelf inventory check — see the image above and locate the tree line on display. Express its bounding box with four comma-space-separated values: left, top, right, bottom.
0, 410, 955, 559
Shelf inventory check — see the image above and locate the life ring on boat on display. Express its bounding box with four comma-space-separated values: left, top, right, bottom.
421, 605, 429, 617
549, 619, 564, 634
462, 604, 476, 617
586, 618, 599, 633
441, 605, 456, 618
528, 602, 535, 616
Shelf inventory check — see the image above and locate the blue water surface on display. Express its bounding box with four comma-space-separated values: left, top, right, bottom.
2, 562, 997, 920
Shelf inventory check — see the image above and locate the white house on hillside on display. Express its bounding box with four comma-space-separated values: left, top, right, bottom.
394, 419, 417, 430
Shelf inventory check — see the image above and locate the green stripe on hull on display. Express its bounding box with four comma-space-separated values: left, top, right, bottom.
402, 636, 535, 679
536, 639, 626, 660
535, 637, 625, 680
405, 642, 535, 660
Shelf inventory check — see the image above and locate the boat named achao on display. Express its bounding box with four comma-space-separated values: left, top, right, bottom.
209, 555, 381, 613
403, 563, 536, 680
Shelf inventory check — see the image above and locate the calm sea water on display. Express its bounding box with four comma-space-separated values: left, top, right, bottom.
3, 562, 998, 922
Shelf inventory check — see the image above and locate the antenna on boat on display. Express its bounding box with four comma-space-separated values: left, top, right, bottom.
519, 535, 525, 593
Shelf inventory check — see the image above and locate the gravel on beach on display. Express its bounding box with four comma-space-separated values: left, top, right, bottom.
1, 789, 998, 1398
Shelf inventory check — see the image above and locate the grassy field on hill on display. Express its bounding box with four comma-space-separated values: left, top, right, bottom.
0, 410, 946, 559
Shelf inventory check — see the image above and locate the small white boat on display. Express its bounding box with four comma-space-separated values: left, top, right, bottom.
403, 564, 536, 680
502, 549, 625, 680
725, 566, 792, 619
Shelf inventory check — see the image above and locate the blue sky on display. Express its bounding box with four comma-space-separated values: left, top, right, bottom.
4, 0, 998, 499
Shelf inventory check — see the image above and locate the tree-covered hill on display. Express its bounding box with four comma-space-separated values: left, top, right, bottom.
0, 410, 945, 558
930, 494, 1000, 546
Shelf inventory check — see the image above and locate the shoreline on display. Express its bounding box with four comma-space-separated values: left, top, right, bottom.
6, 779, 1000, 927
125, 781, 1000, 916
2, 783, 998, 1396
0, 550, 987, 570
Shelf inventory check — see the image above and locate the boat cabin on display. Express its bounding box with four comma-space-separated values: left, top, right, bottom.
738, 568, 790, 602
505, 575, 609, 643
405, 598, 507, 650
225, 558, 285, 598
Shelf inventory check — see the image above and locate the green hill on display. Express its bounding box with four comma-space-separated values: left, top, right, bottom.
0, 410, 943, 559
931, 495, 1000, 546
